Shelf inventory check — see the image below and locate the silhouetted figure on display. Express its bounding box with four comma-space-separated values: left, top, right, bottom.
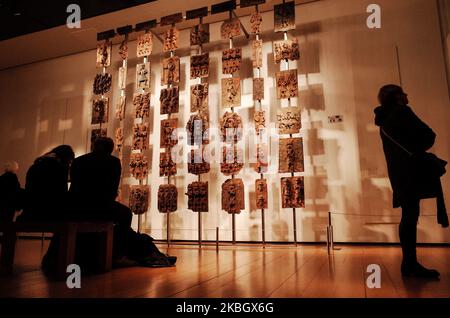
69, 137, 176, 269
19, 146, 74, 222
374, 84, 448, 278
0, 161, 24, 223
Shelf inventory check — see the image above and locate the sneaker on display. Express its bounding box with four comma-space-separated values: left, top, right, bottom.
139, 255, 174, 268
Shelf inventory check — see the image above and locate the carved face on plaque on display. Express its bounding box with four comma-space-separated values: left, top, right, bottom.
160, 87, 179, 115
220, 112, 243, 142
253, 78, 264, 101
222, 48, 242, 75
222, 179, 245, 214
96, 41, 111, 68
276, 107, 301, 134
187, 114, 209, 146
119, 39, 128, 60
186, 181, 208, 212
160, 118, 178, 148
221, 18, 241, 39
133, 93, 150, 119
276, 69, 298, 99
279, 138, 304, 173
281, 176, 305, 208
118, 66, 127, 90
188, 149, 210, 175
221, 146, 244, 176
252, 40, 263, 69
158, 184, 177, 213
254, 110, 266, 135
91, 128, 107, 151
115, 127, 123, 152
129, 185, 150, 215
190, 53, 209, 79
190, 83, 208, 113
132, 123, 149, 151
163, 27, 179, 52
137, 33, 153, 57
136, 62, 150, 90
161, 56, 180, 85
255, 179, 268, 209
274, 1, 296, 33
91, 98, 109, 124
221, 78, 241, 108
130, 153, 149, 181
159, 152, 177, 177
250, 11, 263, 34
116, 96, 126, 121
93, 73, 112, 95
274, 39, 300, 64
190, 24, 210, 46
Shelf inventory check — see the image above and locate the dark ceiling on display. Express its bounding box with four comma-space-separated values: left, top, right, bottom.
0, 0, 156, 41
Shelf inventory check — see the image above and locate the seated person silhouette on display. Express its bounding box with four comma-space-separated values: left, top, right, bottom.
69, 137, 176, 269
0, 161, 24, 223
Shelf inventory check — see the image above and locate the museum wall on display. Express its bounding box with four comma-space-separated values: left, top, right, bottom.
0, 0, 449, 243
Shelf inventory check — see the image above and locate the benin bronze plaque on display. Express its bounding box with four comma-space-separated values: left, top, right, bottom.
137, 33, 153, 57
187, 113, 209, 146
129, 185, 150, 215
190, 53, 209, 79
252, 39, 263, 69
220, 111, 243, 142
91, 128, 107, 151
255, 143, 269, 173
118, 66, 127, 90
250, 11, 263, 34
161, 56, 180, 85
221, 78, 241, 108
160, 118, 178, 148
281, 176, 305, 208
160, 87, 179, 115
96, 41, 111, 68
115, 95, 126, 121
276, 107, 301, 134
129, 153, 149, 181
190, 83, 209, 113
221, 18, 241, 40
274, 1, 296, 33
221, 146, 244, 176
136, 62, 150, 90
254, 110, 266, 134
190, 24, 210, 46
274, 39, 300, 63
279, 137, 304, 173
93, 73, 112, 95
158, 184, 178, 213
115, 127, 123, 152
119, 39, 128, 60
91, 98, 109, 125
186, 181, 208, 212
222, 178, 245, 214
163, 27, 180, 52
133, 93, 150, 119
132, 123, 149, 151
222, 48, 242, 74
255, 179, 268, 209
188, 149, 210, 175
253, 78, 264, 101
276, 69, 298, 99
159, 152, 177, 177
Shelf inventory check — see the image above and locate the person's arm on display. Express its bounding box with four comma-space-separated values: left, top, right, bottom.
404, 107, 436, 152
111, 158, 122, 200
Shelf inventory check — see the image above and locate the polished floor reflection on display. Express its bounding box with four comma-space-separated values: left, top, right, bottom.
0, 239, 449, 298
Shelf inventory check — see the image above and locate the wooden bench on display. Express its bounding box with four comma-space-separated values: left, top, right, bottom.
0, 222, 114, 280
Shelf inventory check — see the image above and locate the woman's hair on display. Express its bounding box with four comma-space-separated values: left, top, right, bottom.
93, 137, 114, 155
378, 84, 404, 106
48, 145, 75, 164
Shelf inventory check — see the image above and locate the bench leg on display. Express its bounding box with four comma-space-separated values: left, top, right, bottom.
0, 230, 17, 275
56, 225, 76, 280
96, 227, 113, 272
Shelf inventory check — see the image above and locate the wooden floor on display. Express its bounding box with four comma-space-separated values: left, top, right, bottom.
0, 239, 449, 298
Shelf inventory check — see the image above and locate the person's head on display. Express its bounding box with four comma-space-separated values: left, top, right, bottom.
93, 137, 114, 155
4, 161, 19, 174
49, 145, 75, 168
378, 84, 409, 106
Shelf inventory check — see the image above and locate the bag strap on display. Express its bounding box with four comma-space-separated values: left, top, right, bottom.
381, 127, 413, 156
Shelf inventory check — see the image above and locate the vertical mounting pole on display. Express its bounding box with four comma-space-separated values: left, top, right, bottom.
293, 208, 297, 246
198, 212, 202, 248
216, 227, 219, 253
261, 208, 266, 248
167, 212, 171, 247
232, 213, 236, 244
